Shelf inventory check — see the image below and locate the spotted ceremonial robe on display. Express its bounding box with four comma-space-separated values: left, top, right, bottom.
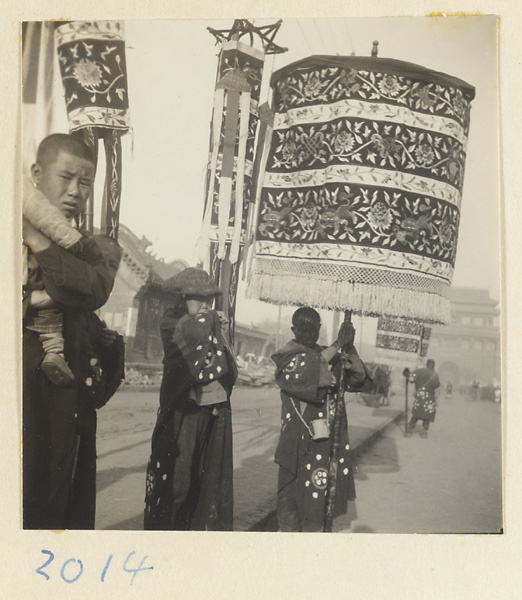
144, 309, 237, 530
271, 340, 370, 531
411, 366, 440, 423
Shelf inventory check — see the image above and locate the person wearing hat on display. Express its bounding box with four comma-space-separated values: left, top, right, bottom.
144, 268, 237, 530
271, 307, 373, 532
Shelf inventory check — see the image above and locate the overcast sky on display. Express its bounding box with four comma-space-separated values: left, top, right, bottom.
48, 16, 500, 333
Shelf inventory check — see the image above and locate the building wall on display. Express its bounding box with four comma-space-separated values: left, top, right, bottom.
130, 286, 179, 363
235, 325, 277, 360
97, 259, 145, 337
428, 327, 500, 385
96, 225, 185, 366
427, 290, 500, 385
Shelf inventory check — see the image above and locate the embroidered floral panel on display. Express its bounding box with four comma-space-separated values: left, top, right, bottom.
248, 55, 475, 323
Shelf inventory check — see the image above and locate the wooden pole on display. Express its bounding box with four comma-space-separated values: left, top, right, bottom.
72, 127, 98, 234
332, 311, 341, 345
276, 305, 282, 350
404, 373, 409, 436
323, 310, 351, 532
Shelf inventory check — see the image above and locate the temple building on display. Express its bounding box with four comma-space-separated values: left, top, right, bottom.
100, 226, 499, 385
234, 323, 277, 362
99, 224, 277, 366
97, 224, 188, 363
427, 287, 501, 385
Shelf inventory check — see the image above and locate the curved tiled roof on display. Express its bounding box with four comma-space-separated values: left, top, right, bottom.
448, 287, 498, 306
117, 223, 189, 285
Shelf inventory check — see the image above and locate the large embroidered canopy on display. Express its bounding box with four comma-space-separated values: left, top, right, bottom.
247, 55, 475, 324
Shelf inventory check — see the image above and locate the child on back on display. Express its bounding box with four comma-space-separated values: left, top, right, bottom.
23, 182, 94, 386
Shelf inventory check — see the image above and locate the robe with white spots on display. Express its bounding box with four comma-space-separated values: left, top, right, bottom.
144, 309, 236, 530
272, 340, 371, 531
410, 366, 440, 423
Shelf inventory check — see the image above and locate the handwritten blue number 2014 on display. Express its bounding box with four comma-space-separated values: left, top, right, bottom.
36, 550, 153, 585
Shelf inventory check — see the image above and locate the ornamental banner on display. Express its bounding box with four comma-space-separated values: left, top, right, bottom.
22, 22, 56, 168
198, 39, 267, 345
375, 316, 422, 366
55, 21, 130, 133
55, 21, 131, 239
419, 325, 432, 358
247, 55, 475, 324
199, 40, 265, 268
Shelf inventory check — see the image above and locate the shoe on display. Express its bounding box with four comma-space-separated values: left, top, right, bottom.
421, 430, 428, 439
41, 353, 75, 387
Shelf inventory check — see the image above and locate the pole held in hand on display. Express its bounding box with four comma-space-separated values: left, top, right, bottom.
323, 310, 352, 532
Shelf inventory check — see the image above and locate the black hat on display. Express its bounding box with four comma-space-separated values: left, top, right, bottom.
173, 267, 222, 297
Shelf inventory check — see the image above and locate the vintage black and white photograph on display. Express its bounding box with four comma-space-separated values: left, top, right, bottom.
21, 16, 502, 535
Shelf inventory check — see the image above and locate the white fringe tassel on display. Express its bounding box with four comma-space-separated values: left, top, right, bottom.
247, 272, 451, 325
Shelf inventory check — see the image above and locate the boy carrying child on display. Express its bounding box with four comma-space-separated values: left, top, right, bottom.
23, 133, 123, 529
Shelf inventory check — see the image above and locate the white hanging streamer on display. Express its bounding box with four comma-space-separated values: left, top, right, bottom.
229, 90, 251, 264
198, 87, 225, 268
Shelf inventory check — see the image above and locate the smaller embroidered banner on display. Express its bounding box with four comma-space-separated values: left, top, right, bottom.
55, 21, 130, 132
375, 316, 422, 355
206, 42, 265, 253
419, 325, 432, 358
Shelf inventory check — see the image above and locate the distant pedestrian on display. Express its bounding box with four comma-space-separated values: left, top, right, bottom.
471, 380, 480, 401
360, 363, 391, 407
271, 307, 373, 532
445, 381, 453, 400
494, 386, 501, 403
408, 359, 440, 438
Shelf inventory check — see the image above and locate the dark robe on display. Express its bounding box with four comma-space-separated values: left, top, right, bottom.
23, 235, 123, 530
271, 341, 373, 532
411, 366, 440, 422
144, 307, 237, 531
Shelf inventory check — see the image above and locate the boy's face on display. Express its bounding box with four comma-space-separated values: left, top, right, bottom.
292, 323, 320, 345
31, 150, 95, 219
185, 295, 213, 316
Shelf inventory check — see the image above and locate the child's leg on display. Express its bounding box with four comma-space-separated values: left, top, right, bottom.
39, 332, 75, 387
40, 331, 65, 355
26, 308, 75, 387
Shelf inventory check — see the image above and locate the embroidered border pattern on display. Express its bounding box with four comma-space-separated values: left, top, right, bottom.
263, 165, 461, 208
275, 99, 468, 146
269, 119, 466, 191
275, 66, 472, 134
253, 240, 454, 283
256, 183, 460, 266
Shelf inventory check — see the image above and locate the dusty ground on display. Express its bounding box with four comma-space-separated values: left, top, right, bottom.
95, 385, 502, 534
94, 385, 402, 531
334, 393, 503, 534
94, 385, 283, 530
